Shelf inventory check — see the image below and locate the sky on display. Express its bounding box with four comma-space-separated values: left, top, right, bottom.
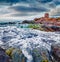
0, 0, 60, 21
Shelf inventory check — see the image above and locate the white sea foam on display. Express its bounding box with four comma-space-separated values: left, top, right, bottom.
0, 26, 60, 62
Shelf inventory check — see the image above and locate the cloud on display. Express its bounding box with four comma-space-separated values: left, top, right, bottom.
0, 0, 51, 17
0, 0, 19, 4
9, 5, 49, 12
0, 0, 60, 7
47, 2, 56, 8
50, 5, 60, 16
53, 0, 60, 5
0, 0, 53, 3
0, 0, 60, 20
10, 12, 37, 16
36, 0, 52, 3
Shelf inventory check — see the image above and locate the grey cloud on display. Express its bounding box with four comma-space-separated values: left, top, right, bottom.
0, 0, 60, 17
47, 2, 56, 8
36, 0, 52, 3
53, 0, 60, 5
8, 4, 49, 17
10, 13, 37, 16
9, 5, 49, 12
0, 0, 60, 6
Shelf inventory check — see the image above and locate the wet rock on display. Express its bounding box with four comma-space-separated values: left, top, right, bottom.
0, 47, 10, 62
51, 43, 60, 62
6, 48, 15, 58
6, 48, 26, 62
32, 47, 51, 62
12, 49, 26, 62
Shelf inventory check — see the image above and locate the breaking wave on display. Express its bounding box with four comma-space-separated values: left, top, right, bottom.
0, 26, 60, 62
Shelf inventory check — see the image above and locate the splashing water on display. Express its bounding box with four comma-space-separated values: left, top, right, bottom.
0, 26, 60, 62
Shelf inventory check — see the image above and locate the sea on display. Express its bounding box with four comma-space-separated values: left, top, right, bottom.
0, 21, 60, 62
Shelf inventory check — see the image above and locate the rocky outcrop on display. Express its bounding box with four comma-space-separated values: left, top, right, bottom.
32, 47, 51, 62
6, 48, 26, 62
51, 43, 60, 62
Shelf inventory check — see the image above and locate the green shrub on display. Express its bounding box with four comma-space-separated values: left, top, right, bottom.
28, 24, 40, 29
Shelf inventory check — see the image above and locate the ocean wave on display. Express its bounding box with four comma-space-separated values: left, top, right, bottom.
0, 26, 60, 62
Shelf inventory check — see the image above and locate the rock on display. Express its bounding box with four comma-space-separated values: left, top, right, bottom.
6, 48, 15, 58
32, 47, 51, 62
51, 43, 60, 62
0, 47, 10, 62
11, 49, 26, 62
6, 48, 26, 62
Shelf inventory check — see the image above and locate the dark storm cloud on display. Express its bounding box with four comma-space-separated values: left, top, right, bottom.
48, 2, 56, 8
0, 0, 60, 5
10, 6, 49, 12
0, 0, 19, 3
0, 0, 53, 3
36, 0, 52, 3
0, 0, 60, 17
0, 0, 60, 7
53, 0, 60, 5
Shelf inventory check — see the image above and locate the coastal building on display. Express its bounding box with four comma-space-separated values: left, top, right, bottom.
34, 13, 60, 26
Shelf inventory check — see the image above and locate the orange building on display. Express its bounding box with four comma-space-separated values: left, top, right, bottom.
34, 13, 60, 26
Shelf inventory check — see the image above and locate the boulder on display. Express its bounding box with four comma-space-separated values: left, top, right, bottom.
51, 43, 60, 62
32, 47, 51, 62
0, 47, 10, 62
6, 48, 26, 62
